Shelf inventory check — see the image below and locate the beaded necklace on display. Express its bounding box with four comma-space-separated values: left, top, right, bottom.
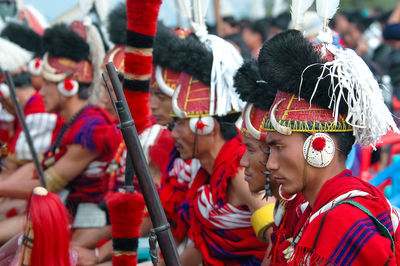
44, 104, 89, 167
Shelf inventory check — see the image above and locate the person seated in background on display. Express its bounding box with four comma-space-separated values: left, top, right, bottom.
0, 22, 60, 176
241, 19, 269, 58
0, 21, 121, 246
1, 21, 45, 91
220, 15, 241, 36
0, 36, 62, 230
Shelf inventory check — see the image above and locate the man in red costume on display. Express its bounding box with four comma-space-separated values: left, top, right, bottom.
0, 35, 62, 240
0, 22, 60, 175
1, 22, 45, 91
101, 4, 177, 191
259, 29, 400, 264
166, 18, 269, 263
103, 2, 201, 244
234, 59, 308, 265
0, 21, 121, 245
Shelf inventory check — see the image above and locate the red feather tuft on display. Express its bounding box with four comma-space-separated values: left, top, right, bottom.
28, 191, 71, 266
312, 137, 326, 151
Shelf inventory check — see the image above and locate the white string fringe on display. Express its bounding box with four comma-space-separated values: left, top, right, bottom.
182, 0, 244, 116
207, 35, 244, 116
301, 44, 399, 148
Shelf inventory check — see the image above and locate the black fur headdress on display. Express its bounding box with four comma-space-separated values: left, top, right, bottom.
258, 29, 348, 114
43, 24, 89, 62
106, 1, 214, 87
1, 22, 44, 57
234, 59, 276, 111
153, 27, 213, 85
107, 2, 127, 45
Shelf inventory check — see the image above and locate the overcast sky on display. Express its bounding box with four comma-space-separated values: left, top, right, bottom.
24, 0, 74, 22
22, 0, 268, 27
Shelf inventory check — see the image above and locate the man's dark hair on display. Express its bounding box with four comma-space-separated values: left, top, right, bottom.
330, 132, 356, 158
215, 112, 241, 141
77, 82, 91, 100
271, 12, 291, 31
222, 16, 238, 28
241, 19, 270, 42
223, 33, 252, 59
13, 72, 31, 88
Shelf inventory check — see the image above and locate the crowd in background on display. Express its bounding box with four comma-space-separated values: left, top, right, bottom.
210, 3, 400, 119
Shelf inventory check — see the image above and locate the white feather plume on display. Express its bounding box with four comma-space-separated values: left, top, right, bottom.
291, 0, 314, 30
207, 35, 244, 116
84, 18, 106, 105
0, 38, 32, 73
302, 44, 400, 148
316, 0, 340, 32
182, 0, 208, 42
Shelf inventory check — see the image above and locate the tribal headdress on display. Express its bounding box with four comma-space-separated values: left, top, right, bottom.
105, 2, 190, 97
152, 26, 193, 97
171, 0, 245, 135
0, 37, 33, 98
1, 21, 44, 77
234, 59, 277, 198
42, 21, 105, 100
258, 29, 399, 148
234, 59, 276, 142
104, 2, 126, 73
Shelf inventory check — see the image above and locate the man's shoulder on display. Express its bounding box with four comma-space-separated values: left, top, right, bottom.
301, 196, 395, 265
324, 196, 390, 225
24, 92, 46, 115
71, 105, 115, 131
66, 105, 121, 153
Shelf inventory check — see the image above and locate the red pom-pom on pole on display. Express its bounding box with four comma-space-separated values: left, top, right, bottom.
107, 191, 145, 266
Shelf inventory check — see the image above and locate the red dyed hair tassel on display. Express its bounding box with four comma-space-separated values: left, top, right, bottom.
20, 187, 71, 266
107, 191, 145, 266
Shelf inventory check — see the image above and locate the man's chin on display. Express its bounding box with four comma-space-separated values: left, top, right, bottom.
249, 185, 265, 195
179, 152, 193, 161
250, 188, 265, 196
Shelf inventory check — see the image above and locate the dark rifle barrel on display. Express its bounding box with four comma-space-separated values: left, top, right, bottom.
4, 71, 46, 187
105, 63, 182, 266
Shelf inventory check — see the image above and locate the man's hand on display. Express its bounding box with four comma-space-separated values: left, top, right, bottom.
261, 227, 274, 265
73, 246, 98, 266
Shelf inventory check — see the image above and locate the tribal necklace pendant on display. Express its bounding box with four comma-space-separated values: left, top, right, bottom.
44, 148, 59, 167
282, 238, 295, 261
45, 105, 88, 168
44, 156, 55, 167
283, 226, 304, 262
